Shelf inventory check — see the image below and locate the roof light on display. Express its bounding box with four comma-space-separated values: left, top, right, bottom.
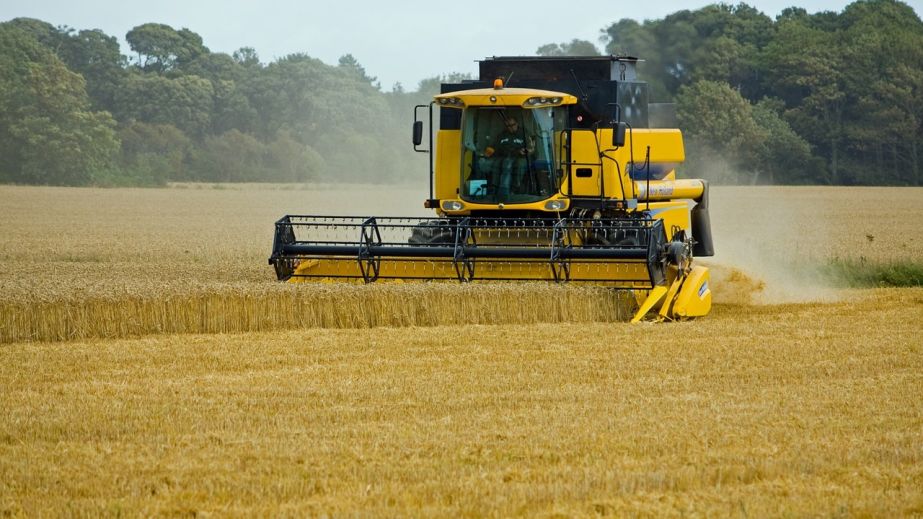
493, 78, 504, 89
437, 97, 464, 107
523, 96, 564, 107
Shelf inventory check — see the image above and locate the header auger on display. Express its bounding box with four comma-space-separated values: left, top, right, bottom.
269, 56, 714, 322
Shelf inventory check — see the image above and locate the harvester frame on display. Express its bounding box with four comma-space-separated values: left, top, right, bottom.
269, 56, 714, 322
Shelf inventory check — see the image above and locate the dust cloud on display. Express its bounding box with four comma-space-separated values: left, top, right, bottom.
706, 185, 843, 305
681, 147, 843, 304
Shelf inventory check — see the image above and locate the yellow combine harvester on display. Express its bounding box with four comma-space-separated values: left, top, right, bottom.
270, 56, 714, 322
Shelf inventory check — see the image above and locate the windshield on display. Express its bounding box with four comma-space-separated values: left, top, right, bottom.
459, 106, 562, 204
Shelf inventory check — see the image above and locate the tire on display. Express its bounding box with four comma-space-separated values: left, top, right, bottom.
408, 220, 458, 245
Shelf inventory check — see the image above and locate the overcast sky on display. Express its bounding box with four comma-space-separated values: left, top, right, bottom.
3, 0, 921, 90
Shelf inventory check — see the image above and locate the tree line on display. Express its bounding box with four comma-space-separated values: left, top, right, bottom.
544, 0, 922, 185
0, 18, 432, 186
1, 0, 921, 186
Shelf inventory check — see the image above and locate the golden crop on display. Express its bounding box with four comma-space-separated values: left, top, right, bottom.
1, 282, 634, 342
1, 290, 921, 516
2, 184, 920, 343
0, 184, 632, 343
1, 184, 922, 516
711, 186, 922, 262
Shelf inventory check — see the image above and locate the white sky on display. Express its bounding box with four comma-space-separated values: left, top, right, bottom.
2, 0, 921, 90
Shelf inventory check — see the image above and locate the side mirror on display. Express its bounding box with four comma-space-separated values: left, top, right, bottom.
612, 122, 627, 147
412, 121, 423, 146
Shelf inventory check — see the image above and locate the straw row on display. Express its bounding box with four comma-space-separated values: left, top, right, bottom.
0, 283, 635, 343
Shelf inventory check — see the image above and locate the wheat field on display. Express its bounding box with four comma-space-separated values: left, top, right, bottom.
1, 184, 921, 343
1, 184, 922, 516
2, 290, 922, 516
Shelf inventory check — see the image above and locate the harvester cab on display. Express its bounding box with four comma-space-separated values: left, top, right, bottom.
269, 56, 715, 322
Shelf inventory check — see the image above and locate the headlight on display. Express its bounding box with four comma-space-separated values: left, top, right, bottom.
436, 97, 464, 107
442, 200, 465, 211
544, 200, 567, 211
524, 96, 564, 107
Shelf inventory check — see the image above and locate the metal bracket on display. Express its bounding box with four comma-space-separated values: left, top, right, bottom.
269, 215, 298, 280
452, 217, 475, 282
549, 218, 571, 282
357, 217, 382, 283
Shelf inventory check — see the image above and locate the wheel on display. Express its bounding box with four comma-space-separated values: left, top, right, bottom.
408, 220, 457, 245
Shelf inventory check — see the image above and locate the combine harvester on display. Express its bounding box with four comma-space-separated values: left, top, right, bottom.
270, 56, 714, 322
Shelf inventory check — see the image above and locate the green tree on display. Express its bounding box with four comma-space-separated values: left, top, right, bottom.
242, 53, 386, 144
188, 129, 265, 182
836, 0, 923, 185
117, 121, 191, 183
2, 17, 63, 49
676, 80, 765, 184
126, 23, 208, 73
210, 78, 257, 135
114, 73, 214, 137
241, 53, 324, 139
536, 39, 601, 56
58, 29, 127, 110
264, 130, 324, 182
232, 47, 260, 68
0, 24, 119, 185
760, 17, 846, 183
338, 54, 378, 88
750, 98, 819, 184
2, 20, 127, 111
602, 4, 773, 100
184, 52, 244, 82
415, 72, 472, 96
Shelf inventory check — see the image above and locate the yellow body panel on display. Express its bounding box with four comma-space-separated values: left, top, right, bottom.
629, 286, 668, 323
292, 257, 652, 286
641, 201, 692, 241
435, 88, 578, 107
672, 266, 712, 318
568, 128, 681, 200
624, 129, 685, 163
435, 130, 460, 202
439, 198, 569, 214
635, 179, 705, 201
437, 130, 696, 209
560, 130, 603, 198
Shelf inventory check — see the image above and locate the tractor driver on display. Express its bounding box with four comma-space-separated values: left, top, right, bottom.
488, 117, 534, 197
